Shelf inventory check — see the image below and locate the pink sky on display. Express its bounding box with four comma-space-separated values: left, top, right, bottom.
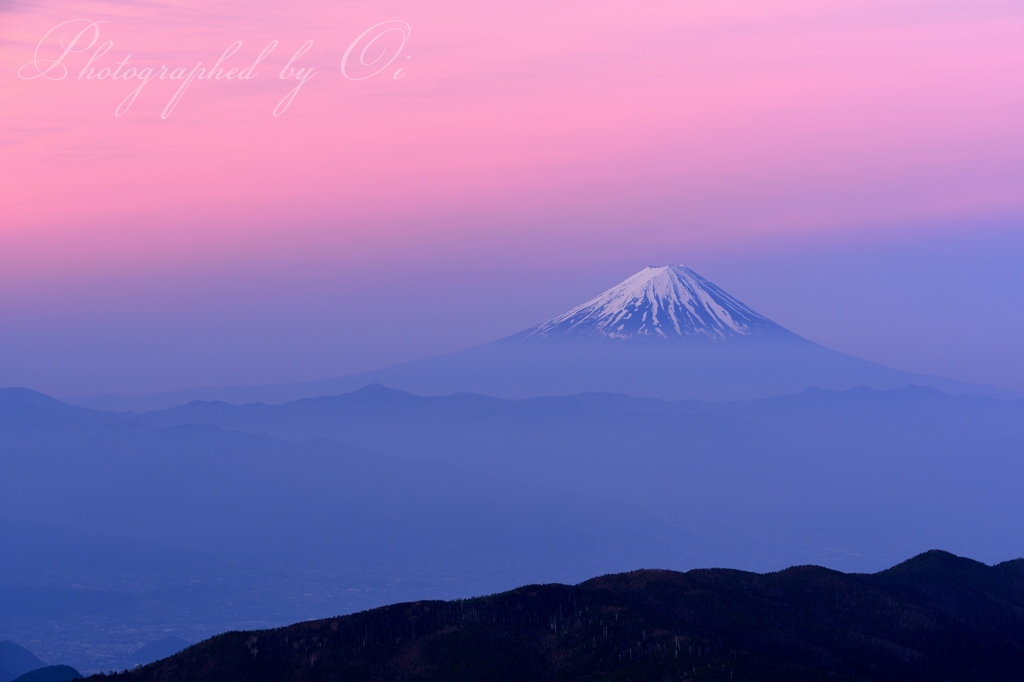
1, 1, 1023, 395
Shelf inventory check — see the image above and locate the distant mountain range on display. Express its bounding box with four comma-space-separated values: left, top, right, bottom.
77, 265, 1014, 411
130, 382, 1024, 568
5, 383, 1024, 570
94, 550, 1024, 682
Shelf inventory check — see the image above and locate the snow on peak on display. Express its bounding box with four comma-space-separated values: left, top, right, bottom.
524, 265, 782, 341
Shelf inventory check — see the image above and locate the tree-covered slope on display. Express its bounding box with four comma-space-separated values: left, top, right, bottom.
94, 551, 1024, 682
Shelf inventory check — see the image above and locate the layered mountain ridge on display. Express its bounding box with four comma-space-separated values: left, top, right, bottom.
4, 382, 1024, 667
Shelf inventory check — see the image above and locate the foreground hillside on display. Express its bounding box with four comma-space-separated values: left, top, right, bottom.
96, 551, 1024, 682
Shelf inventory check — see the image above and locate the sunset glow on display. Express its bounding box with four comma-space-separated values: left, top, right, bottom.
2, 0, 1023, 395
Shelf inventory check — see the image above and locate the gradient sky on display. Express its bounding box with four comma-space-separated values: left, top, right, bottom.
1, 0, 1023, 397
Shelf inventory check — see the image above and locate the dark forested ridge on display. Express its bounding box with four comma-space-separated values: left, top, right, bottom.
94, 550, 1024, 682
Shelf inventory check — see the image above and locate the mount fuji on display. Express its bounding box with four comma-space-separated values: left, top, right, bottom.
517, 265, 789, 342
82, 265, 1011, 409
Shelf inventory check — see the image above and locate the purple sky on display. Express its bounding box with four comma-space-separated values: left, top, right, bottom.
1, 1, 1022, 398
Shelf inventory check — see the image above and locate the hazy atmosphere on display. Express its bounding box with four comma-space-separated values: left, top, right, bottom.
2, 2, 1023, 681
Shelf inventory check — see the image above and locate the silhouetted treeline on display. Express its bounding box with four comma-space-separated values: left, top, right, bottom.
94, 550, 1024, 681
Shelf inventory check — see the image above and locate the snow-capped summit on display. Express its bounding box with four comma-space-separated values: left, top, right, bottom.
523, 265, 784, 341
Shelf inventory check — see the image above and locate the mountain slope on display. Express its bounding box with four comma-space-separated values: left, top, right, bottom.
94, 551, 1024, 682
11, 667, 81, 682
75, 265, 1012, 410
0, 642, 45, 682
127, 641, 191, 669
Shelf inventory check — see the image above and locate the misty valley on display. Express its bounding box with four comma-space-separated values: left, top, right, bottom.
2, 266, 1022, 681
